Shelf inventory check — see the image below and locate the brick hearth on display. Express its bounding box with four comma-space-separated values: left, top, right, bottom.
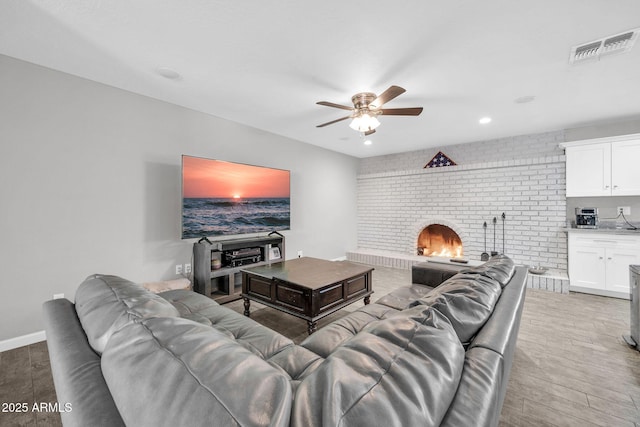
347, 248, 569, 293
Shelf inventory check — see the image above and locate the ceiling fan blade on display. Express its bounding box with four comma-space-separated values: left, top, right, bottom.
316, 115, 352, 128
370, 86, 406, 108
316, 101, 354, 111
364, 129, 376, 136
380, 107, 423, 116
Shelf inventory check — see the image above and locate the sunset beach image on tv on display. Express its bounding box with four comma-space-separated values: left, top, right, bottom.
182, 155, 290, 238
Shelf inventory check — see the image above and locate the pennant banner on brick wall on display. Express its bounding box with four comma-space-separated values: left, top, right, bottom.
424, 151, 457, 168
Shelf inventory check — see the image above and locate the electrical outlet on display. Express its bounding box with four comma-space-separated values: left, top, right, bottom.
618, 206, 631, 215
175, 264, 183, 275
53, 293, 64, 300
184, 263, 192, 274
297, 250, 303, 258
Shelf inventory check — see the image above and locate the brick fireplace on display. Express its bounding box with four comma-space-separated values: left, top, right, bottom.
417, 224, 462, 257
350, 139, 570, 293
414, 220, 466, 258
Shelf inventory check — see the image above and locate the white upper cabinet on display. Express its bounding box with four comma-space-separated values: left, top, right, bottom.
611, 139, 640, 196
561, 134, 640, 197
565, 142, 611, 197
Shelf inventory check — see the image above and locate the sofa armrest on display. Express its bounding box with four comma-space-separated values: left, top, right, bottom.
461, 265, 528, 427
43, 299, 124, 427
440, 347, 504, 427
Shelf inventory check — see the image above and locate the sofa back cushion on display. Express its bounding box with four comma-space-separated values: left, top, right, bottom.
413, 272, 502, 345
102, 317, 292, 427
461, 254, 516, 287
291, 308, 464, 427
74, 274, 179, 354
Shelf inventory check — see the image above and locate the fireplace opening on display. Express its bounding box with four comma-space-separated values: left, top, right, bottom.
417, 224, 463, 258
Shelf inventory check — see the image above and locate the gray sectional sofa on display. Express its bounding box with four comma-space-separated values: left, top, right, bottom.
43, 254, 527, 427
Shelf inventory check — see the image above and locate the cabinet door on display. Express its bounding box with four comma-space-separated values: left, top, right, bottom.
611, 139, 640, 196
605, 248, 640, 294
568, 245, 606, 290
565, 143, 611, 197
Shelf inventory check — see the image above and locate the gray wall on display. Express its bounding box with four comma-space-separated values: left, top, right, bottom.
565, 117, 640, 142
0, 55, 359, 342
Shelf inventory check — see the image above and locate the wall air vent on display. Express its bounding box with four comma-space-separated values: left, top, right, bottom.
570, 28, 639, 64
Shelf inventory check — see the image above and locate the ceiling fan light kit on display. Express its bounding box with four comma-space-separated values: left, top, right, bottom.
349, 113, 380, 133
316, 85, 423, 135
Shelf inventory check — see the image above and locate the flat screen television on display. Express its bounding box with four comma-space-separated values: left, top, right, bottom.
181, 155, 290, 239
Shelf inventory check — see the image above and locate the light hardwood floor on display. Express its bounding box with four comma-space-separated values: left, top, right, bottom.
500, 284, 640, 426
1, 264, 639, 426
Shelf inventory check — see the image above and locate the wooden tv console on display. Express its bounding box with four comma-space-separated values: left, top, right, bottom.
193, 234, 285, 303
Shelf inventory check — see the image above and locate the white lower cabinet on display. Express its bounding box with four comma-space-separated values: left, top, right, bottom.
568, 232, 640, 299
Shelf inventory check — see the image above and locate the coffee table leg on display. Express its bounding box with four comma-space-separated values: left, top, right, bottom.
307, 321, 317, 335
243, 297, 251, 317
364, 295, 371, 305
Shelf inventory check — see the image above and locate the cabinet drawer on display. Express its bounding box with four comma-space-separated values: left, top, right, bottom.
570, 233, 640, 248
245, 276, 272, 299
318, 283, 344, 309
346, 275, 367, 296
275, 283, 305, 311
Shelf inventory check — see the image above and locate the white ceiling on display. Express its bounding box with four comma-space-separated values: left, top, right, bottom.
2, 1, 640, 158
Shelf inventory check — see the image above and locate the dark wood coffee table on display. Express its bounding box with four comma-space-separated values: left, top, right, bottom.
241, 257, 374, 334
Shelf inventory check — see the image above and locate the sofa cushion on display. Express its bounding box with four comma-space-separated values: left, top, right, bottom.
375, 284, 434, 310
266, 345, 325, 393
189, 304, 295, 360
74, 275, 179, 354
161, 288, 295, 360
413, 273, 502, 345
158, 288, 220, 314
461, 254, 515, 287
291, 308, 465, 427
158, 289, 218, 326
102, 317, 292, 427
300, 303, 398, 358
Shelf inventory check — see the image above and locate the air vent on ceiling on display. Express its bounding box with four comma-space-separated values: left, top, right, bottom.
570, 28, 639, 64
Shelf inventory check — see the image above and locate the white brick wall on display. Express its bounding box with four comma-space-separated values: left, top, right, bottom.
359, 130, 565, 174
355, 130, 570, 292
356, 155, 567, 272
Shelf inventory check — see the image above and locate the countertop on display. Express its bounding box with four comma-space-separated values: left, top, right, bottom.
564, 227, 640, 235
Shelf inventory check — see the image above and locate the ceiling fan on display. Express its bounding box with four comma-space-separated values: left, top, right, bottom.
316, 85, 423, 136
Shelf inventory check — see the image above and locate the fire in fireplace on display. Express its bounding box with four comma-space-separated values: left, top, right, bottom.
417, 224, 463, 258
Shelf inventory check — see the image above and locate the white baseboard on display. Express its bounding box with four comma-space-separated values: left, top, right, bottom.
0, 330, 46, 353
332, 256, 347, 261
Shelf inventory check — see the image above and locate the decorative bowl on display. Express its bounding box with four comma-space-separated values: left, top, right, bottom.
528, 266, 548, 275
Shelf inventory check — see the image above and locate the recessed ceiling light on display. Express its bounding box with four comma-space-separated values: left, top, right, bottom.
156, 67, 181, 80
363, 139, 373, 146
479, 117, 492, 124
